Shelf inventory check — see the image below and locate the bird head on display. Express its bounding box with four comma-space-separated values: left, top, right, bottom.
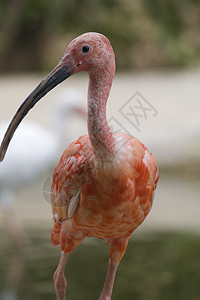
63, 32, 115, 75
0, 32, 115, 161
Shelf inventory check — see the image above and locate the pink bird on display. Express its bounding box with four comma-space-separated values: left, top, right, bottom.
0, 32, 159, 300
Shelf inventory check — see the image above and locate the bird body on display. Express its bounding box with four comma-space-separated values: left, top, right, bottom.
0, 121, 56, 188
51, 132, 158, 258
0, 32, 159, 299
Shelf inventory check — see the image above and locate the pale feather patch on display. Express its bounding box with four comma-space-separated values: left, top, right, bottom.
54, 213, 58, 222
143, 150, 151, 165
68, 188, 81, 219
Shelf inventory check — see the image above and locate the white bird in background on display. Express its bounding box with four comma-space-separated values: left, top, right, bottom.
0, 88, 86, 247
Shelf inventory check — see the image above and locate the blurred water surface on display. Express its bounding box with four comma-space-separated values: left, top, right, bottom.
0, 228, 200, 300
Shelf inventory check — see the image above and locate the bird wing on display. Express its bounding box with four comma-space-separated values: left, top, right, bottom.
51, 151, 86, 222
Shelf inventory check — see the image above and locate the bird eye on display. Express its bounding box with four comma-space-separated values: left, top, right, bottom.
82, 45, 90, 53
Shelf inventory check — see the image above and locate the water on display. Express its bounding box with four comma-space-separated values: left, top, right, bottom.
1, 169, 200, 299
1, 227, 200, 300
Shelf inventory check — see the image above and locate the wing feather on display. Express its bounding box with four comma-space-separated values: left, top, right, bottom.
68, 187, 81, 219
51, 152, 86, 222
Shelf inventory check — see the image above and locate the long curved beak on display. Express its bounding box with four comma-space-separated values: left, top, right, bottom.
0, 59, 76, 162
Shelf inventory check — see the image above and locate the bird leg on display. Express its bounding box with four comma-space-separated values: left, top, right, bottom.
54, 251, 68, 300
99, 237, 130, 300
99, 260, 119, 300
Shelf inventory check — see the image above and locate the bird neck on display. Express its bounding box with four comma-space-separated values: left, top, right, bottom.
87, 68, 115, 159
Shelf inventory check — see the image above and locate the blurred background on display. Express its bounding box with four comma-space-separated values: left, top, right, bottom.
0, 0, 200, 299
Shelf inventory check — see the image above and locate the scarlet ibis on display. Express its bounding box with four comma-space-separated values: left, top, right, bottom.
0, 32, 159, 300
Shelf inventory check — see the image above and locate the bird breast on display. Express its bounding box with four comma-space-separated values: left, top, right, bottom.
52, 132, 158, 240
71, 136, 157, 239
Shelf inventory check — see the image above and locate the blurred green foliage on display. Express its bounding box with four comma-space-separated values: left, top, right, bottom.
0, 0, 200, 72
